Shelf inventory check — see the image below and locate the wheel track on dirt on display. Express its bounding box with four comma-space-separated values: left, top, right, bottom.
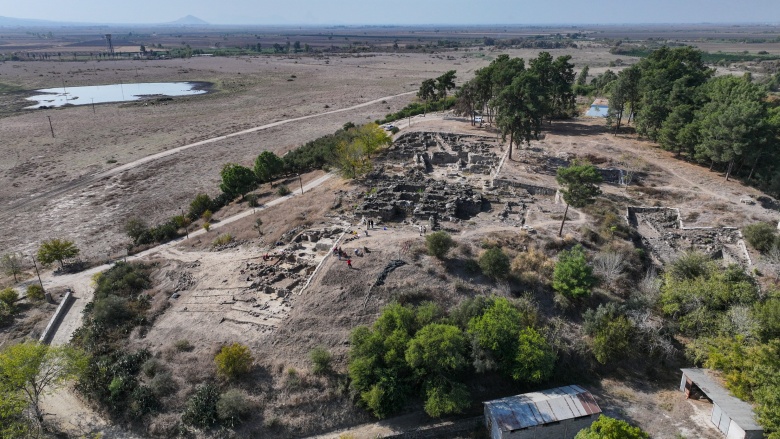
0, 90, 416, 218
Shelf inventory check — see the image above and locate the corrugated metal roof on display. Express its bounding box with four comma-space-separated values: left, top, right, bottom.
484, 385, 602, 432
681, 368, 763, 432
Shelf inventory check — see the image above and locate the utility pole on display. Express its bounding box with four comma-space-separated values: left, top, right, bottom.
30, 254, 44, 292
91, 98, 95, 114
298, 174, 304, 195
47, 116, 55, 138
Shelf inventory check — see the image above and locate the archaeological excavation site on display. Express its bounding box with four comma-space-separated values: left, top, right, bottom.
2, 31, 780, 439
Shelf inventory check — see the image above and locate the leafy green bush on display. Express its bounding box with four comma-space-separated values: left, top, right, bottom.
513, 327, 556, 382
142, 358, 162, 378
26, 284, 45, 303
552, 245, 594, 299
149, 371, 177, 398
0, 288, 18, 310
668, 251, 713, 280
277, 185, 292, 196
742, 222, 778, 253
129, 385, 160, 417
478, 247, 511, 280
309, 347, 332, 375
92, 295, 133, 325
575, 415, 649, 439
212, 233, 234, 247
182, 383, 220, 428
468, 297, 548, 380
174, 339, 194, 352
189, 194, 213, 219
217, 388, 251, 428
214, 343, 254, 380
125, 218, 150, 245
591, 316, 634, 365
425, 231, 456, 259
754, 298, 780, 342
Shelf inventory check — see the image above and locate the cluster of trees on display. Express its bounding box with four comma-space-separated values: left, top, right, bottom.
648, 249, 780, 436
218, 122, 391, 188
417, 70, 457, 114
598, 47, 780, 192
454, 52, 576, 158
348, 298, 555, 418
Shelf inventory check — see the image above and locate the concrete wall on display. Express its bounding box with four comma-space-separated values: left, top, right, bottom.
504, 415, 598, 439
38, 290, 74, 344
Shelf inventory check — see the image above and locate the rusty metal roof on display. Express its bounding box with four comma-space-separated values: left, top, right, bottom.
484, 385, 602, 432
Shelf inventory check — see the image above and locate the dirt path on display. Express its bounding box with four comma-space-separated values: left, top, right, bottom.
0, 91, 414, 216
46, 172, 333, 346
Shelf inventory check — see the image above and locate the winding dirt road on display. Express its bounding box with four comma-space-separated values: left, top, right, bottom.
2, 90, 416, 216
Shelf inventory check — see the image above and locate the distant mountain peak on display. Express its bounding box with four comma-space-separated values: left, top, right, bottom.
169, 15, 209, 25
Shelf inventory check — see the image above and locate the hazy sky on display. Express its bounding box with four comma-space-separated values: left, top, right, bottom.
1, 0, 779, 25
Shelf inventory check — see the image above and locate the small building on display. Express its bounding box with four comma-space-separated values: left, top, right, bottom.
680, 368, 764, 439
585, 98, 609, 117
483, 385, 601, 439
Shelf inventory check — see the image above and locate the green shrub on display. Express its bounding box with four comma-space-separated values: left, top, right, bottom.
754, 298, 780, 342
203, 222, 211, 232
217, 388, 251, 427
425, 231, 456, 259
202, 209, 213, 222
149, 370, 178, 398
174, 339, 194, 352
552, 245, 594, 299
129, 385, 160, 417
189, 194, 213, 219
26, 284, 45, 302
214, 343, 254, 380
277, 184, 292, 196
182, 383, 220, 428
513, 327, 556, 382
125, 218, 150, 245
92, 295, 132, 325
591, 316, 634, 365
478, 248, 511, 280
575, 415, 649, 439
142, 358, 162, 378
212, 233, 233, 247
660, 264, 757, 337
0, 288, 19, 309
310, 347, 332, 375
742, 222, 778, 253
668, 250, 712, 280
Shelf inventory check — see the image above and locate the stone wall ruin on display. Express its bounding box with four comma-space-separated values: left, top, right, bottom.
627, 207, 751, 267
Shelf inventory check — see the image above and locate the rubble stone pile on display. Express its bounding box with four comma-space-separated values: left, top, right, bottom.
628, 207, 750, 266
387, 132, 500, 175
358, 172, 484, 222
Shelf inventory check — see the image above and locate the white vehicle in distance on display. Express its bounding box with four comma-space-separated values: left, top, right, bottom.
474, 116, 483, 124
383, 124, 395, 131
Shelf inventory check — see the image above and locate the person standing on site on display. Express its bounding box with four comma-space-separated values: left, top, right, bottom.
347, 258, 353, 269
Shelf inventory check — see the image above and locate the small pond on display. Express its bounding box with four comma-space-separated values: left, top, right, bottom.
25, 82, 207, 109
586, 104, 609, 118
